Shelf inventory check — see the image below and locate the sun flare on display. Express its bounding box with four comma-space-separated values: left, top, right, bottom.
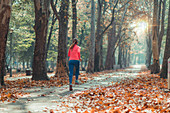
136, 21, 148, 31
130, 20, 148, 36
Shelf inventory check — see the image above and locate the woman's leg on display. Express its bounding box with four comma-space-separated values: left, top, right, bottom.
75, 60, 80, 82
69, 60, 74, 85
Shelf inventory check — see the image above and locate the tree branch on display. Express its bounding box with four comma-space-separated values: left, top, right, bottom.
99, 0, 119, 38
50, 0, 60, 21
116, 0, 133, 13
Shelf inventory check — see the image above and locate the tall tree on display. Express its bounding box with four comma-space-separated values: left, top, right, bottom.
46, 0, 57, 57
145, 31, 152, 68
87, 0, 95, 73
160, 0, 170, 78
0, 0, 12, 86
144, 0, 152, 69
32, 0, 50, 80
105, 20, 116, 70
94, 0, 104, 72
72, 0, 77, 39
105, 2, 128, 70
118, 45, 123, 68
158, 0, 166, 56
151, 0, 160, 73
50, 0, 69, 77
94, 0, 119, 72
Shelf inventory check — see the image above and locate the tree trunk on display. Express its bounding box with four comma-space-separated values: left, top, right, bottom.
100, 38, 104, 70
145, 1, 152, 69
105, 21, 116, 70
84, 58, 88, 69
27, 61, 30, 69
160, 0, 170, 78
87, 0, 95, 73
79, 22, 86, 47
94, 0, 119, 72
151, 0, 160, 73
0, 0, 11, 86
99, 1, 108, 71
145, 35, 152, 69
124, 45, 128, 67
145, 16, 152, 69
72, 0, 77, 39
9, 31, 13, 77
55, 0, 69, 78
122, 46, 125, 68
118, 46, 122, 68
46, 0, 58, 56
157, 0, 162, 38
32, 0, 50, 80
94, 0, 103, 72
46, 0, 57, 55
158, 0, 166, 56
46, 14, 57, 57
127, 46, 131, 67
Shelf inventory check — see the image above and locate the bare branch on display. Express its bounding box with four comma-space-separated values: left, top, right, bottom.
99, 0, 119, 38
116, 0, 133, 13
50, 0, 60, 21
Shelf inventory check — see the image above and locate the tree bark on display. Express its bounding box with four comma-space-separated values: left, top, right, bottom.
145, 1, 152, 69
105, 21, 116, 70
94, 0, 104, 72
127, 46, 131, 67
32, 0, 50, 80
160, 0, 170, 78
79, 23, 85, 46
118, 46, 122, 68
87, 0, 95, 73
124, 46, 127, 67
146, 18, 152, 69
72, 0, 77, 39
50, 0, 69, 78
100, 37, 104, 70
99, 1, 107, 71
55, 0, 69, 77
157, 0, 162, 38
0, 0, 11, 86
158, 0, 166, 56
145, 35, 152, 69
151, 0, 160, 73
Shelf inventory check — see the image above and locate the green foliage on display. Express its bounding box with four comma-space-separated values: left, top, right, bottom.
9, 0, 59, 65
47, 34, 58, 62
6, 0, 170, 69
7, 0, 35, 65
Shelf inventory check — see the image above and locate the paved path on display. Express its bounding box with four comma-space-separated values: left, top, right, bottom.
0, 65, 146, 113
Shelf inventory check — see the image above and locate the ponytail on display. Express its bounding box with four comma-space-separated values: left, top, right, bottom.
70, 38, 78, 49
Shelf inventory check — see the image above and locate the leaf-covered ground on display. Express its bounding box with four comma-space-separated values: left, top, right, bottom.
50, 73, 170, 113
0, 71, 103, 102
0, 67, 170, 113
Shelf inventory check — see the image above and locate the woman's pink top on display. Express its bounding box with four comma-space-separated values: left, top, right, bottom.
68, 44, 81, 61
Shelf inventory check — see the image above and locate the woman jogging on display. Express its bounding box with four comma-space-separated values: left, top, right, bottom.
68, 38, 81, 91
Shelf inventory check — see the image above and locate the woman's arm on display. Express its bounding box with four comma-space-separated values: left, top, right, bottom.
78, 47, 81, 61
68, 49, 70, 57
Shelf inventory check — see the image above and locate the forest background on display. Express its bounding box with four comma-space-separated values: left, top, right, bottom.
0, 0, 170, 85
